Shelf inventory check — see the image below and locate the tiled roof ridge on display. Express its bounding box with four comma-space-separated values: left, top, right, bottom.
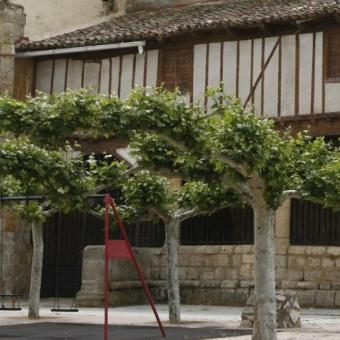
17, 0, 340, 52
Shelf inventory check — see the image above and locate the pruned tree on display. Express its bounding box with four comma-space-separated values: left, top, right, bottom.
1, 88, 340, 340
0, 138, 96, 319
102, 88, 340, 340
115, 170, 240, 323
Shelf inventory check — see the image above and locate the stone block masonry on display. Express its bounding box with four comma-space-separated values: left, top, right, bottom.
78, 199, 340, 308
0, 0, 25, 95
240, 290, 301, 328
0, 208, 32, 295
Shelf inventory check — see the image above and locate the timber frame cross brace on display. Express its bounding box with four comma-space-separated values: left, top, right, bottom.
243, 36, 281, 109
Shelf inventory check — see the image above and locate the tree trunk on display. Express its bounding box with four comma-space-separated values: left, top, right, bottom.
165, 220, 181, 323
28, 222, 44, 319
252, 206, 277, 340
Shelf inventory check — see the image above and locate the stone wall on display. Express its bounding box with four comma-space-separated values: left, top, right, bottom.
78, 199, 340, 308
0, 208, 32, 295
0, 0, 25, 95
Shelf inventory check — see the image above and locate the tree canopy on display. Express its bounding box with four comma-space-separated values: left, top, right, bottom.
1, 87, 340, 338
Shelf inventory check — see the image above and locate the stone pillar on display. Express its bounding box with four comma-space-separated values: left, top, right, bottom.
275, 199, 290, 285
0, 0, 25, 95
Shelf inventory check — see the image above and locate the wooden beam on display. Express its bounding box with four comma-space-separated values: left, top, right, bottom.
296, 17, 328, 32
223, 27, 239, 39
258, 23, 272, 34
333, 14, 340, 24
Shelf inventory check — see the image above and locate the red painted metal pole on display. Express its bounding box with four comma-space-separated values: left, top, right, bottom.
107, 196, 166, 338
104, 196, 110, 340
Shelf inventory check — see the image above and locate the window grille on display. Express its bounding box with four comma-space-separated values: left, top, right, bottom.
326, 28, 340, 80
160, 46, 193, 94
290, 199, 340, 246
181, 206, 254, 245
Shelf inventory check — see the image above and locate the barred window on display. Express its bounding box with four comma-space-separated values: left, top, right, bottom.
160, 46, 193, 94
290, 199, 340, 246
327, 28, 340, 80
181, 206, 254, 245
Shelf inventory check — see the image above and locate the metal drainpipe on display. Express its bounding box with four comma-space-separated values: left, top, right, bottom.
15, 40, 146, 58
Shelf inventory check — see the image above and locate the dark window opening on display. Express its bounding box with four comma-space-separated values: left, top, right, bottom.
159, 46, 193, 94
290, 198, 340, 246
181, 206, 254, 245
326, 28, 340, 81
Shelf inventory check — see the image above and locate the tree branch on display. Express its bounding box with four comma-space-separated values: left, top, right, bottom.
147, 207, 172, 224
43, 207, 57, 216
175, 208, 197, 222
281, 190, 301, 201
88, 208, 104, 219
215, 154, 248, 177
123, 166, 140, 176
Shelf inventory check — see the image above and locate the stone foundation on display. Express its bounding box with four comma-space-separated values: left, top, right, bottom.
240, 291, 301, 328
77, 200, 340, 308
0, 208, 32, 295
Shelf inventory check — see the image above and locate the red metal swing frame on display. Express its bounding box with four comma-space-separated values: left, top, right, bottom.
104, 194, 166, 339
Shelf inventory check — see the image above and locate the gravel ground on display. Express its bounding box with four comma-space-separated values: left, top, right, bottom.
0, 301, 339, 340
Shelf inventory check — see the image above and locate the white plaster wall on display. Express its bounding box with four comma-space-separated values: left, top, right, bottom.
52, 59, 67, 93
120, 54, 134, 98
263, 37, 279, 117
207, 42, 221, 109
134, 54, 145, 87
193, 44, 207, 104
67, 60, 83, 90
314, 32, 323, 114
35, 50, 158, 97
35, 60, 53, 93
145, 50, 159, 87
11, 0, 104, 41
84, 62, 100, 92
252, 38, 263, 115
299, 33, 313, 115
281, 35, 296, 117
325, 83, 340, 113
100, 59, 111, 95
222, 41, 237, 97
111, 57, 121, 95
238, 40, 252, 105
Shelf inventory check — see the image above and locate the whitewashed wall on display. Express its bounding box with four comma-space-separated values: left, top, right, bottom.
12, 0, 105, 41
35, 50, 159, 98
34, 32, 340, 117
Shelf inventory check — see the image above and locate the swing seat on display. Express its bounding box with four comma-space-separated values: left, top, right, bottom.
0, 294, 22, 311
51, 308, 79, 312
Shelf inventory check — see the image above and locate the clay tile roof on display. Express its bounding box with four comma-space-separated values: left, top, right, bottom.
17, 0, 340, 52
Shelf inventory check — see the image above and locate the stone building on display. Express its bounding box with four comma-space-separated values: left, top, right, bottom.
0, 0, 25, 95
3, 0, 340, 308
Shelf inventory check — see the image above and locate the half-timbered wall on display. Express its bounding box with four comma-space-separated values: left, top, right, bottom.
35, 50, 159, 98
193, 32, 328, 117
33, 30, 340, 117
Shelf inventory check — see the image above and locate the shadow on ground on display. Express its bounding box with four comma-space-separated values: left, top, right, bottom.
0, 323, 252, 339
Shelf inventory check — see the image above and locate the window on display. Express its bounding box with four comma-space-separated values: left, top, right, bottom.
326, 28, 340, 80
290, 199, 340, 246
181, 206, 254, 245
159, 46, 193, 94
